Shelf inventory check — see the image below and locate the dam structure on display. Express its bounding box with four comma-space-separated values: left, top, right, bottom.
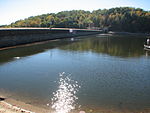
0, 28, 101, 48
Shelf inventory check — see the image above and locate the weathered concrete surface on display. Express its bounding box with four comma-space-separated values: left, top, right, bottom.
0, 28, 101, 48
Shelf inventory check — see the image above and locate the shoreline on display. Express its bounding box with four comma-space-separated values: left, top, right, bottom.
0, 95, 50, 113
0, 38, 59, 51
0, 101, 34, 113
1, 93, 150, 113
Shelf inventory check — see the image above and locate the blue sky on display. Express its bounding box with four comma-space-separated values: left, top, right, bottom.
0, 0, 149, 25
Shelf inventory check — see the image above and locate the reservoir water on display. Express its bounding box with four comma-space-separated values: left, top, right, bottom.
0, 34, 150, 113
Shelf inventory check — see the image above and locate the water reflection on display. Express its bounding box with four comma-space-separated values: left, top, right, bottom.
51, 72, 80, 113
59, 35, 147, 58
0, 35, 148, 65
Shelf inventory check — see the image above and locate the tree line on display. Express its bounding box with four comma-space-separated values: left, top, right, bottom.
1, 7, 150, 33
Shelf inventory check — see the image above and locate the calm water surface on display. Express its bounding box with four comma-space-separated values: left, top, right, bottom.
0, 34, 150, 112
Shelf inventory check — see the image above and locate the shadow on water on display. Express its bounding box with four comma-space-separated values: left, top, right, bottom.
0, 38, 78, 64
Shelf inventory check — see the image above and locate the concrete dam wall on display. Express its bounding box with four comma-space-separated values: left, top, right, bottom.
0, 28, 101, 48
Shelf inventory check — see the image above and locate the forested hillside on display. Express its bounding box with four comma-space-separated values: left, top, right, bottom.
2, 7, 150, 33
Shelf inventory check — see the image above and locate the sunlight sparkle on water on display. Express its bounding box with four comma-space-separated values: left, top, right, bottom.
51, 72, 80, 113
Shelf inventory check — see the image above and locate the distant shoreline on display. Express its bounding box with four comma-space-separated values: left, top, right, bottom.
108, 31, 150, 36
